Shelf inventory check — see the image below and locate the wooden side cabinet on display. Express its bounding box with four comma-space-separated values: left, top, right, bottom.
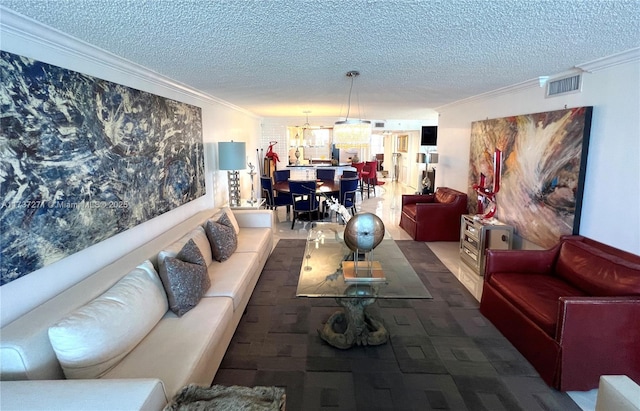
460, 214, 514, 275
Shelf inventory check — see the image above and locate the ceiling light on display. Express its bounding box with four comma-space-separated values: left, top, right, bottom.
334, 71, 371, 148
302, 110, 313, 142
302, 110, 311, 129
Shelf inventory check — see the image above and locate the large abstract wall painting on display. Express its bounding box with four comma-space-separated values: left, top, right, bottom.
467, 107, 592, 248
0, 51, 205, 285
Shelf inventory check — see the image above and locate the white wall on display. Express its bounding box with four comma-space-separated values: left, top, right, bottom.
0, 10, 261, 326
437, 50, 640, 254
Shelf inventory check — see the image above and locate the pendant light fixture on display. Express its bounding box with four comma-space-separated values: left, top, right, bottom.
302, 110, 313, 145
333, 70, 372, 149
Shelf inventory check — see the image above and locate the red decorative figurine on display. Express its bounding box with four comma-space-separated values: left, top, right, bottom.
473, 149, 502, 219
265, 141, 280, 163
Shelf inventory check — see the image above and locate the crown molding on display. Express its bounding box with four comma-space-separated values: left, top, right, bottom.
0, 6, 260, 118
436, 47, 640, 112
435, 78, 540, 111
575, 47, 640, 73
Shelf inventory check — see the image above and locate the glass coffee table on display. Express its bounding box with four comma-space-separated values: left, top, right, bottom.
296, 222, 432, 349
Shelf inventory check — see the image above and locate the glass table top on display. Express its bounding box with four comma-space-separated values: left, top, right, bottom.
296, 222, 432, 299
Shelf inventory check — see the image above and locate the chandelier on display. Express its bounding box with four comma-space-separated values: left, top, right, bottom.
333, 70, 371, 149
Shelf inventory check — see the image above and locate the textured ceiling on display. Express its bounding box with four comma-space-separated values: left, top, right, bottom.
2, 0, 639, 121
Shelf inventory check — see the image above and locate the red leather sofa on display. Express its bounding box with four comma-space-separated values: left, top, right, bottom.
399, 187, 468, 241
480, 235, 640, 391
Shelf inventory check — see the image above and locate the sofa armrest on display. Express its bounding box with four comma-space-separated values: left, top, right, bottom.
402, 194, 433, 207
0, 378, 167, 411
556, 296, 640, 389
484, 247, 559, 279
596, 375, 640, 411
232, 209, 274, 229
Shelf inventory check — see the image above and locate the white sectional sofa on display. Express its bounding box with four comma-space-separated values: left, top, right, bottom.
595, 375, 640, 411
0, 208, 274, 410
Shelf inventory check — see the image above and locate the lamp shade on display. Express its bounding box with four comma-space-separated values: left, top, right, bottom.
333, 120, 372, 149
416, 153, 427, 163
427, 153, 439, 164
218, 141, 246, 170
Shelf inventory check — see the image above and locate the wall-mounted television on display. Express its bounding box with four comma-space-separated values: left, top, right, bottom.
421, 126, 437, 146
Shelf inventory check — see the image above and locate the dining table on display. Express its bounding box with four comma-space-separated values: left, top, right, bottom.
274, 179, 340, 222
273, 179, 340, 196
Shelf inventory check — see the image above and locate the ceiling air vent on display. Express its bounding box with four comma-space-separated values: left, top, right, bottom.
374, 122, 385, 128
546, 74, 582, 97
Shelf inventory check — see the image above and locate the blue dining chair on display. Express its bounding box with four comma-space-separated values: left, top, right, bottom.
338, 177, 359, 218
261, 176, 292, 213
316, 168, 335, 181
341, 170, 358, 179
273, 169, 290, 183
288, 180, 319, 229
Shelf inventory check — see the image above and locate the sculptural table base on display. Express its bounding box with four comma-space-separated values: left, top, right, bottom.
318, 297, 388, 349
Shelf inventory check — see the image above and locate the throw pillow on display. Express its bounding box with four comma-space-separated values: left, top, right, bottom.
177, 238, 211, 292
48, 261, 168, 379
177, 238, 206, 265
205, 212, 238, 262
210, 207, 240, 236
222, 206, 240, 235
157, 227, 213, 270
159, 257, 207, 316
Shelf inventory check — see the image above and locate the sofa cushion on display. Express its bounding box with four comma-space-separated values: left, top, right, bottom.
556, 241, 640, 296
225, 207, 241, 235
158, 226, 213, 269
489, 272, 586, 337
204, 251, 261, 310
205, 213, 238, 262
103, 296, 234, 398
48, 261, 168, 379
236, 227, 272, 254
435, 189, 459, 204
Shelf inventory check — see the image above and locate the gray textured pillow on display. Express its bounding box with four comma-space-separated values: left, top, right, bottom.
205, 212, 237, 262
159, 257, 207, 317
177, 239, 210, 292
177, 238, 207, 266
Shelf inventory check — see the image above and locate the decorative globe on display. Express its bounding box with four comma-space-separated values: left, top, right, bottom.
343, 212, 385, 252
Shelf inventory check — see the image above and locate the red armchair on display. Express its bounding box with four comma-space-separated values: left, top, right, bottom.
480, 235, 640, 391
399, 187, 468, 241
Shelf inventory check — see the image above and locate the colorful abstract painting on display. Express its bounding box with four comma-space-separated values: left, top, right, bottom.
468, 107, 592, 248
0, 51, 205, 285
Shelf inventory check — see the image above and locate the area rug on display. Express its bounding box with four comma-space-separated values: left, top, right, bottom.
164, 384, 285, 411
213, 239, 581, 411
